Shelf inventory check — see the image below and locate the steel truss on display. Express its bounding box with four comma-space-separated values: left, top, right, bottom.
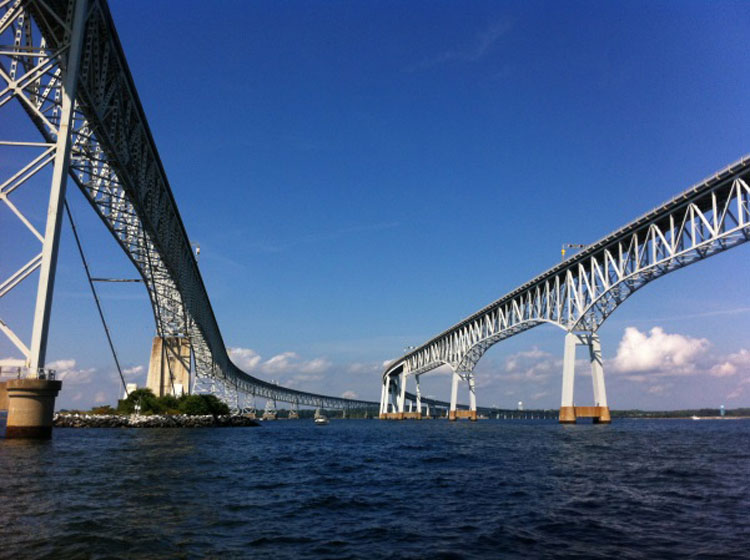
385, 157, 750, 383
0, 0, 377, 410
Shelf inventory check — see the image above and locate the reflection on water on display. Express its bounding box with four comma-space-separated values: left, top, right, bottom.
1, 419, 749, 558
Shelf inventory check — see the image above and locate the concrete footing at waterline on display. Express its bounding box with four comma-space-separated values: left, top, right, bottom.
380, 412, 423, 420
0, 381, 8, 411
559, 405, 611, 424
4, 379, 62, 439
449, 409, 478, 421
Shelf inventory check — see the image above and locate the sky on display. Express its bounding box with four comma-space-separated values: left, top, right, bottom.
2, 0, 750, 411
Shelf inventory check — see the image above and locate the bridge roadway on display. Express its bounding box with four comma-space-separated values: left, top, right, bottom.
382, 156, 750, 421
0, 0, 377, 410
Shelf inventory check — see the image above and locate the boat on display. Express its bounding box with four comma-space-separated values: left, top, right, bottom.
314, 408, 329, 425
691, 415, 700, 420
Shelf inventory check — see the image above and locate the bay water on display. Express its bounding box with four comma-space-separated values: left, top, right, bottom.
1, 417, 748, 559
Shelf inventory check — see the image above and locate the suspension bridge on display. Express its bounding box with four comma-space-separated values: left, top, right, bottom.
1, 0, 748, 438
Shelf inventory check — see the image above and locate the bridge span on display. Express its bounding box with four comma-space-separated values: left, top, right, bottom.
0, 0, 378, 437
381, 156, 750, 423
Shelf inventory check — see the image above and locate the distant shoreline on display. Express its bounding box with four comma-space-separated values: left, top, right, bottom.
626, 416, 750, 420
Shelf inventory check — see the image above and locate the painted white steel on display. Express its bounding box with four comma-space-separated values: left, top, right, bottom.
1, 0, 378, 410
560, 332, 577, 408
385, 160, 750, 387
28, 0, 89, 374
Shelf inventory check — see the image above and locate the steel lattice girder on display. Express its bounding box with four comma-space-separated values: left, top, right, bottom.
385, 157, 750, 381
1, 0, 377, 410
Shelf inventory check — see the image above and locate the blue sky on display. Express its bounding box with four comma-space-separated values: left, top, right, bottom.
2, 0, 750, 410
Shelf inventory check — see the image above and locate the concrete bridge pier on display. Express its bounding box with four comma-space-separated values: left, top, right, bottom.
146, 336, 191, 397
559, 332, 610, 424
380, 370, 423, 419
4, 378, 62, 439
449, 370, 477, 421
379, 373, 400, 418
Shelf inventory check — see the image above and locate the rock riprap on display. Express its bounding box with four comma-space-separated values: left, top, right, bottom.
53, 413, 260, 428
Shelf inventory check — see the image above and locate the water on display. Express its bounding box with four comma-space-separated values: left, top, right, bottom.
1, 418, 748, 559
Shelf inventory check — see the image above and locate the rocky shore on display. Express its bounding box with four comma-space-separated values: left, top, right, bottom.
53, 413, 260, 428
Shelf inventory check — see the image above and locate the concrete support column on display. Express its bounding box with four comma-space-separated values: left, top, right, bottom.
559, 332, 578, 423
379, 379, 387, 417
0, 381, 8, 411
383, 375, 391, 415
146, 336, 191, 397
559, 332, 611, 424
468, 374, 477, 412
588, 334, 610, 423
397, 371, 406, 414
449, 369, 460, 421
5, 378, 62, 438
415, 375, 422, 415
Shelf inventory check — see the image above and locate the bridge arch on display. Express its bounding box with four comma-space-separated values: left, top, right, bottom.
379, 160, 750, 422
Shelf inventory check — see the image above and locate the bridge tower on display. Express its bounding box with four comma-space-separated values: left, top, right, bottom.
146, 336, 191, 397
559, 332, 610, 424
0, 0, 90, 437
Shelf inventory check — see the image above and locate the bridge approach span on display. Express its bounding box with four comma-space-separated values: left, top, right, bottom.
381, 157, 750, 421
0, 0, 376, 410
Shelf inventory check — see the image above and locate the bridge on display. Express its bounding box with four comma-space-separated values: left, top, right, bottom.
2, 0, 748, 437
380, 156, 750, 422
0, 0, 379, 437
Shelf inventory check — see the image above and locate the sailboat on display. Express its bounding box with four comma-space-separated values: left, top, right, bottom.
314, 408, 329, 425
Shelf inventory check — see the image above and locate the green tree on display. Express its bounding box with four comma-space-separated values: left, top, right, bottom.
177, 394, 230, 416
178, 394, 210, 415
157, 394, 181, 413
201, 394, 230, 416
117, 387, 163, 415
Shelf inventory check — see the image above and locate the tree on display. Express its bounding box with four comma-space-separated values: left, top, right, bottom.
117, 387, 163, 415
177, 394, 230, 416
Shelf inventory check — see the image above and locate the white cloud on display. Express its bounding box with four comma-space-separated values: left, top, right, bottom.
229, 347, 331, 377
348, 362, 383, 375
229, 347, 262, 371
727, 375, 750, 400
0, 357, 25, 368
341, 390, 358, 399
48, 358, 76, 371
48, 359, 96, 385
709, 349, 750, 378
261, 351, 298, 374
298, 357, 331, 374
647, 384, 673, 396
498, 348, 560, 382
94, 391, 108, 403
611, 327, 710, 375
123, 365, 144, 377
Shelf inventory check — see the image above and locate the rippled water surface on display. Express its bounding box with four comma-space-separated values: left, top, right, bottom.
1, 417, 749, 559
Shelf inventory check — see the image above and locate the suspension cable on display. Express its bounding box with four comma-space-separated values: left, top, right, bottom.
63, 200, 129, 397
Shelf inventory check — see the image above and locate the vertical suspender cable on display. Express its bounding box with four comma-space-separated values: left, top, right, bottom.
63, 200, 129, 396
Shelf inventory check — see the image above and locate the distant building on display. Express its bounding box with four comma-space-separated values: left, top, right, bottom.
123, 383, 138, 399
517, 401, 524, 411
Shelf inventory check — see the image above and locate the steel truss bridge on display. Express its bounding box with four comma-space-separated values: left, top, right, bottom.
382, 156, 750, 420
0, 0, 377, 411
